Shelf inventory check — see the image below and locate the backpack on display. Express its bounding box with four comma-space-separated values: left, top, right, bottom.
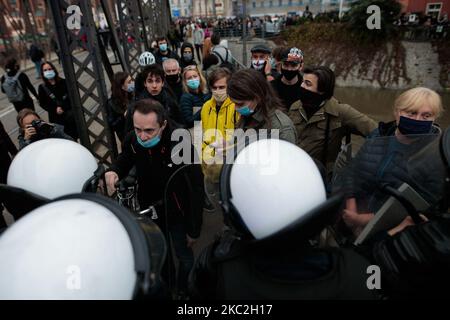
212, 46, 235, 72
2, 72, 24, 103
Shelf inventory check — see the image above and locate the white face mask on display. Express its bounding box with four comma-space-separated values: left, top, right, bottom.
212, 89, 227, 104
251, 59, 265, 70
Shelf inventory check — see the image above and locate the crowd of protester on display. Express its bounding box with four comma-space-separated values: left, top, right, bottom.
0, 14, 449, 300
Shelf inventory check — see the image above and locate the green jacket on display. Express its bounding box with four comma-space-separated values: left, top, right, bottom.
238, 108, 297, 145
288, 97, 377, 170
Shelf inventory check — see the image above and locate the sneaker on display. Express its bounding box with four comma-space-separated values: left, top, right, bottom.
203, 197, 215, 212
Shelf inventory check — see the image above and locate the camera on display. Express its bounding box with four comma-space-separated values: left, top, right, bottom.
30, 119, 54, 140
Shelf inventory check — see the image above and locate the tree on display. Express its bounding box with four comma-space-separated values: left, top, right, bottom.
347, 0, 402, 42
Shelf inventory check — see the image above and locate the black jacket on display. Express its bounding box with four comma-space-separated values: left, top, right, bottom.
105, 96, 127, 142
109, 127, 204, 238
29, 45, 44, 62
38, 78, 72, 124
190, 231, 379, 299
154, 49, 180, 66
125, 88, 183, 134
166, 79, 183, 103
0, 120, 17, 184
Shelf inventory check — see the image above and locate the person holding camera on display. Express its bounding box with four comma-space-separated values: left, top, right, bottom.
16, 108, 73, 150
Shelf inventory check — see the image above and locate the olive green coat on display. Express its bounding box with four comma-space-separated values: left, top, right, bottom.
288, 97, 377, 170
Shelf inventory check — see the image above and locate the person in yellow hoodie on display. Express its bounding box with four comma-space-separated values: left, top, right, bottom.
201, 68, 239, 212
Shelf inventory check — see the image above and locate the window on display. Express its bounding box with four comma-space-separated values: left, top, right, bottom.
426, 3, 442, 19
269, 0, 273, 7
288, 0, 292, 6
253, 1, 256, 8
261, 1, 264, 8
279, 0, 282, 6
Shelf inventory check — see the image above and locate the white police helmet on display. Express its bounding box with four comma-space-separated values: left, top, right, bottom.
220, 139, 327, 240
7, 139, 98, 199
0, 194, 161, 299
139, 51, 156, 67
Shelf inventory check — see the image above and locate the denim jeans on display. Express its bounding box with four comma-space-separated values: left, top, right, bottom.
34, 60, 42, 79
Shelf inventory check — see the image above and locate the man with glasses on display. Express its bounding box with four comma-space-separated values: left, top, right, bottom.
271, 47, 304, 112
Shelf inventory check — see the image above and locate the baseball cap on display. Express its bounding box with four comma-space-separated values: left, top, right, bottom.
281, 47, 304, 64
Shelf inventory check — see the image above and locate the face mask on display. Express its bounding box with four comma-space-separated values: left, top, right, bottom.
183, 52, 193, 61
236, 105, 254, 116
397, 116, 433, 135
299, 86, 326, 108
126, 82, 135, 93
212, 89, 227, 104
136, 132, 161, 148
251, 59, 265, 70
281, 68, 298, 81
187, 78, 200, 90
166, 74, 180, 84
159, 43, 168, 52
43, 70, 56, 80
270, 58, 277, 70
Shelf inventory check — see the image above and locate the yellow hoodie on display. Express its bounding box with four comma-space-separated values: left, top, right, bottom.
201, 97, 239, 182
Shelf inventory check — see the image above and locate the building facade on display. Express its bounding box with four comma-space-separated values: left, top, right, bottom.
1, 0, 48, 38
190, 0, 234, 17
239, 0, 354, 17
170, 0, 194, 17
398, 0, 449, 18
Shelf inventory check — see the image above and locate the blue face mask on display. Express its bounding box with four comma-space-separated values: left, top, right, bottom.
270, 57, 277, 70
397, 116, 433, 135
236, 105, 254, 116
187, 78, 200, 90
159, 43, 168, 52
126, 82, 135, 93
136, 133, 161, 148
43, 70, 56, 80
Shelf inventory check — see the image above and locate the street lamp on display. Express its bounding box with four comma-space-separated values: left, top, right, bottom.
339, 0, 344, 19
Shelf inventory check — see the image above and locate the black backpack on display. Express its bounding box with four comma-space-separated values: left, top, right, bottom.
212, 46, 235, 72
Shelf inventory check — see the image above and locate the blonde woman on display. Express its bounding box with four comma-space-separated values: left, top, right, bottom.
339, 87, 444, 236
179, 65, 210, 128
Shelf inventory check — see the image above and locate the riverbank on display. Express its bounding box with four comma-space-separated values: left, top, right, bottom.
275, 23, 449, 92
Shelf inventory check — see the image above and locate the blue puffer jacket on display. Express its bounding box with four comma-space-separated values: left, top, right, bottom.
340, 121, 441, 211
179, 91, 211, 128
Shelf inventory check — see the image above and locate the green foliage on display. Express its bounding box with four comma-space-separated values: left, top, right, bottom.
347, 0, 402, 42
283, 22, 409, 87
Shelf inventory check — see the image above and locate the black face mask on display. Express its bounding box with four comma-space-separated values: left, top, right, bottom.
299, 87, 326, 108
281, 68, 299, 81
166, 74, 180, 84
397, 116, 433, 135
